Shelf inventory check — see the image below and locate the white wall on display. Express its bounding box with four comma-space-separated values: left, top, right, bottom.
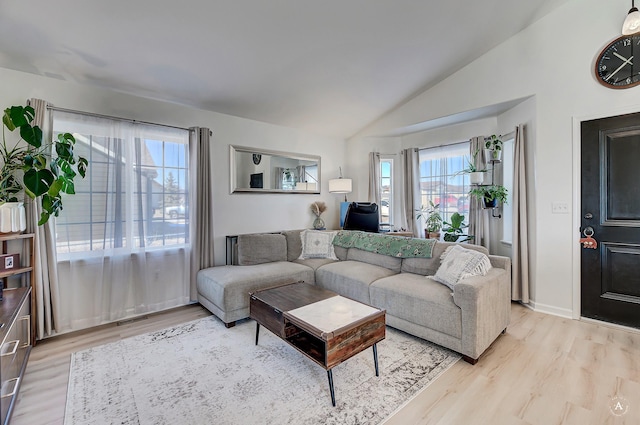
349, 0, 640, 318
0, 67, 346, 266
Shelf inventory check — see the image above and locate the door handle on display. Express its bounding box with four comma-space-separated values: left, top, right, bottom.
580, 226, 598, 249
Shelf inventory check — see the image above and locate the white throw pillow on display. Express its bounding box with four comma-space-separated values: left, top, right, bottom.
298, 230, 339, 260
431, 245, 492, 290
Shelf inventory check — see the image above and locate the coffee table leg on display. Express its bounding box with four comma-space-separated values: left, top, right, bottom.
373, 343, 379, 376
327, 370, 336, 407
255, 322, 260, 345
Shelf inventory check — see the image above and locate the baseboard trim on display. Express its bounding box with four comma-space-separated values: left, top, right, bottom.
523, 301, 573, 319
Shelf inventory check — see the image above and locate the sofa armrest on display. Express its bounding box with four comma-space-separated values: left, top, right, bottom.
488, 254, 511, 278
452, 268, 511, 359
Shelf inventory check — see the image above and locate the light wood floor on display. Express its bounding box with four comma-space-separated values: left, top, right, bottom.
11, 302, 640, 425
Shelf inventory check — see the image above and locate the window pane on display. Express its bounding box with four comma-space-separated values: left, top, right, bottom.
379, 159, 393, 224
52, 112, 190, 255
418, 143, 471, 236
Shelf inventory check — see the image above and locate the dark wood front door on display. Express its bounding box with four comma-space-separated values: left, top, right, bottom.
581, 112, 640, 328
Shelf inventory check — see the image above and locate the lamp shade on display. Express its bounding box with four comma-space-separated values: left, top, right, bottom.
328, 178, 352, 193
623, 6, 640, 34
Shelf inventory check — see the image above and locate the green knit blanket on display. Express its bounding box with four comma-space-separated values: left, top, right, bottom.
332, 230, 435, 258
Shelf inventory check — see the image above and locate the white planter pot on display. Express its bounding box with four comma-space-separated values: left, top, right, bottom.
469, 171, 484, 185
0, 202, 27, 233
484, 148, 502, 162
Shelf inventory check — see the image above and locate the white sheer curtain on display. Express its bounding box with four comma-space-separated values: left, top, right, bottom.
512, 124, 530, 302
52, 111, 191, 333
401, 148, 420, 237
468, 136, 491, 250
368, 152, 381, 204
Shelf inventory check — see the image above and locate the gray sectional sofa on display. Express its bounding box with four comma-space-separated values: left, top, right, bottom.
197, 229, 511, 363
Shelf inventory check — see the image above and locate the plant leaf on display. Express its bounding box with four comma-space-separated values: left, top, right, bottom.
55, 142, 73, 159
47, 178, 63, 198
20, 123, 43, 148
59, 175, 75, 194
23, 168, 55, 197
78, 157, 88, 178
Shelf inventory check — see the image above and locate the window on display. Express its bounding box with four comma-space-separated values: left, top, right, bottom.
501, 136, 515, 244
418, 143, 471, 230
379, 158, 393, 224
52, 112, 190, 256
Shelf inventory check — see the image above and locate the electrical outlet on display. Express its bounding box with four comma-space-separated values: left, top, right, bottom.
551, 202, 569, 214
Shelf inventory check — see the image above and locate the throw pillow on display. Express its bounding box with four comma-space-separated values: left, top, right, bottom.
430, 245, 492, 290
298, 230, 339, 260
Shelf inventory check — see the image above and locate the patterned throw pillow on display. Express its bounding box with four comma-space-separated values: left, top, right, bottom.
298, 230, 339, 260
431, 245, 492, 290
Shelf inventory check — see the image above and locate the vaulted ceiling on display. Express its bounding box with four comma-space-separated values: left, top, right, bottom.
0, 1, 569, 138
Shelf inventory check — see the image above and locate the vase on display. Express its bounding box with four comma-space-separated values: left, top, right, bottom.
484, 148, 502, 162
312, 216, 325, 230
0, 202, 26, 233
469, 171, 484, 185
483, 197, 498, 209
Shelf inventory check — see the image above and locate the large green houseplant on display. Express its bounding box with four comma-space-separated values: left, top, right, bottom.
2, 105, 87, 225
416, 201, 442, 239
442, 212, 473, 243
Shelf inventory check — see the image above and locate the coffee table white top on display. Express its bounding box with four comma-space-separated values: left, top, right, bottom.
286, 296, 381, 334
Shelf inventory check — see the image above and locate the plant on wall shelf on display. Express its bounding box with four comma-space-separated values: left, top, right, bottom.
454, 148, 486, 184
2, 104, 88, 225
469, 184, 508, 209
484, 134, 503, 161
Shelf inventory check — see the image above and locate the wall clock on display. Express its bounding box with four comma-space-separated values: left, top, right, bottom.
595, 33, 640, 89
252, 153, 262, 165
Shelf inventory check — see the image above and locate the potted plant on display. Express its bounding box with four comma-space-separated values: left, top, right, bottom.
416, 201, 442, 239
484, 134, 503, 162
455, 148, 486, 184
1, 104, 87, 225
442, 212, 473, 242
469, 184, 508, 209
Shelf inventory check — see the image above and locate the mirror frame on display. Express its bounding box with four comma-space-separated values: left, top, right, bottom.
229, 145, 321, 194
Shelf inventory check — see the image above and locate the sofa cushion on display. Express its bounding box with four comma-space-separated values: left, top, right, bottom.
281, 229, 303, 262
370, 273, 462, 339
401, 241, 489, 276
197, 262, 315, 314
432, 245, 492, 290
347, 248, 402, 273
293, 257, 337, 270
298, 229, 338, 260
333, 246, 348, 261
237, 233, 287, 265
315, 260, 397, 304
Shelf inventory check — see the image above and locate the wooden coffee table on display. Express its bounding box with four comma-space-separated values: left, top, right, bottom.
249, 282, 385, 406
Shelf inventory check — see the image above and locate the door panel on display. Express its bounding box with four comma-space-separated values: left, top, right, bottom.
581, 112, 640, 328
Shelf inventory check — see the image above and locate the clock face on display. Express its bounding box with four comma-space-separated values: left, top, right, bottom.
596, 34, 640, 89
252, 153, 262, 165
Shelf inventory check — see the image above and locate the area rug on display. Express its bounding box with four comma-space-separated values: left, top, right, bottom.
64, 316, 460, 425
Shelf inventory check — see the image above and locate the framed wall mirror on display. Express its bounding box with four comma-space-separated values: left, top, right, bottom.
230, 145, 321, 194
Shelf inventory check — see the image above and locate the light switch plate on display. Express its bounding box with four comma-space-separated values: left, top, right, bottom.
552, 202, 569, 214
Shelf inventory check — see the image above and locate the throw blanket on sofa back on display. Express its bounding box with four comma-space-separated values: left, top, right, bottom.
332, 230, 435, 258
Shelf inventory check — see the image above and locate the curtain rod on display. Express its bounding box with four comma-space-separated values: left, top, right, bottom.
46, 105, 191, 132
417, 140, 469, 151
